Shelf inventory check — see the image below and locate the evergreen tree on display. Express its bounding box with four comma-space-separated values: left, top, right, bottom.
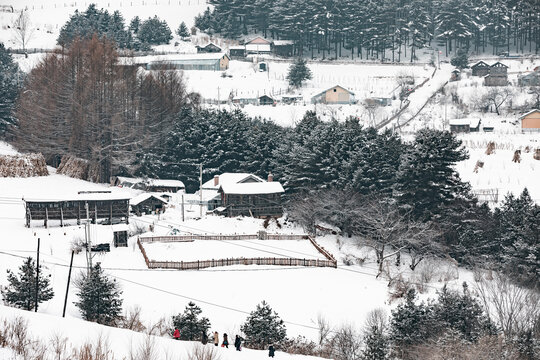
1, 257, 54, 311
172, 302, 211, 341
286, 58, 312, 88
137, 16, 173, 45
393, 129, 470, 220
241, 301, 286, 349
389, 289, 431, 351
74, 263, 123, 325
0, 43, 22, 137
176, 21, 190, 38
451, 48, 469, 69
130, 16, 141, 34
362, 325, 389, 360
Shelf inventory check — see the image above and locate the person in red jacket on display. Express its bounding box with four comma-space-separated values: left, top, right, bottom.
173, 328, 180, 340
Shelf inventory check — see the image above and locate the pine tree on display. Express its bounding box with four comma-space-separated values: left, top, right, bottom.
74, 263, 123, 325
451, 48, 469, 69
172, 302, 211, 340
287, 58, 312, 88
176, 21, 190, 38
2, 257, 54, 311
0, 43, 22, 137
130, 16, 141, 34
241, 301, 286, 349
137, 16, 173, 45
362, 325, 389, 360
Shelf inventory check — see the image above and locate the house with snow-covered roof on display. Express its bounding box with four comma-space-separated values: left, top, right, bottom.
519, 109, 540, 132
311, 85, 355, 104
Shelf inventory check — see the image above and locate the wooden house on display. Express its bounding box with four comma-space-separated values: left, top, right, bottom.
24, 192, 130, 228
311, 85, 355, 104
130, 193, 167, 216
490, 62, 508, 76
520, 109, 540, 132
485, 62, 508, 86
518, 72, 540, 87
147, 53, 230, 71
198, 173, 265, 211
449, 118, 480, 133
196, 43, 222, 53
245, 37, 272, 54
217, 175, 284, 218
229, 45, 246, 58
145, 179, 185, 193
259, 94, 274, 105
273, 40, 294, 57
471, 61, 490, 76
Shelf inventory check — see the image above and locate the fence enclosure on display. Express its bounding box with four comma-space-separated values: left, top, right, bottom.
137, 233, 337, 270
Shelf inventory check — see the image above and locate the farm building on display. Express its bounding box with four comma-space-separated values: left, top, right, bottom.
471, 61, 490, 76
145, 179, 185, 193
130, 193, 167, 216
229, 46, 246, 58
217, 175, 285, 218
196, 173, 266, 211
520, 109, 540, 132
259, 94, 274, 105
273, 40, 294, 57
311, 85, 355, 104
112, 223, 129, 247
518, 72, 540, 86
111, 176, 144, 189
449, 118, 480, 133
24, 192, 130, 228
146, 53, 230, 71
196, 43, 222, 53
245, 37, 272, 54
484, 62, 508, 86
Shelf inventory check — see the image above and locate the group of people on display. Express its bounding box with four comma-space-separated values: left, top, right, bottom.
172, 328, 276, 357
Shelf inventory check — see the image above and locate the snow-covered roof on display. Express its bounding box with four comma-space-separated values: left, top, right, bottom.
312, 85, 355, 98
449, 118, 480, 128
111, 223, 130, 232
146, 179, 185, 188
201, 173, 264, 190
220, 182, 284, 195
229, 45, 245, 50
118, 53, 228, 66
130, 193, 167, 206
185, 190, 220, 203
245, 36, 271, 45
115, 176, 143, 185
519, 109, 540, 119
24, 192, 131, 202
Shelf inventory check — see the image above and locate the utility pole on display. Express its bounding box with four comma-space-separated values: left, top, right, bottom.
181, 193, 185, 222
85, 202, 92, 275
199, 163, 203, 218
62, 250, 75, 317
34, 237, 40, 312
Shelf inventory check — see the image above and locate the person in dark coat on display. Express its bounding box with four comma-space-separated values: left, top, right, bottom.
222, 333, 229, 348
234, 335, 242, 351
201, 331, 208, 345
173, 328, 180, 340
268, 344, 275, 357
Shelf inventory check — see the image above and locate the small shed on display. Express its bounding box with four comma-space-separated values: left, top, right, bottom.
273, 40, 294, 57
449, 118, 480, 133
519, 109, 540, 132
147, 53, 230, 71
196, 43, 222, 53
229, 46, 246, 58
259, 94, 274, 105
258, 62, 268, 72
518, 72, 540, 87
130, 194, 167, 216
482, 119, 496, 132
311, 85, 355, 104
112, 223, 129, 247
245, 37, 272, 54
471, 61, 490, 76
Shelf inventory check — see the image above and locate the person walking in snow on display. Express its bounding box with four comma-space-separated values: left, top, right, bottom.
173, 328, 180, 340
222, 333, 229, 348
234, 335, 242, 351
201, 330, 208, 345
213, 331, 219, 346
268, 344, 275, 358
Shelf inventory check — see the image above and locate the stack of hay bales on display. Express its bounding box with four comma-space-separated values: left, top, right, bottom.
0, 153, 49, 177
57, 155, 100, 182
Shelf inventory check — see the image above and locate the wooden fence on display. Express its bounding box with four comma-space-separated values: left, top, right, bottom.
136, 234, 337, 270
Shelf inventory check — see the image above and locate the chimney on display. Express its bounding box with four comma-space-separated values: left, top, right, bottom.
214, 175, 219, 186
268, 173, 273, 182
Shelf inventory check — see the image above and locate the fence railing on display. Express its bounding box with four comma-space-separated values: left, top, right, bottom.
137, 234, 337, 270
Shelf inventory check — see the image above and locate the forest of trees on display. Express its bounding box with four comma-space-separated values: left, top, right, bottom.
197, 0, 540, 60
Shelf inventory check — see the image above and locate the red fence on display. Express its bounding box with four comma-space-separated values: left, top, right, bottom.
136, 234, 337, 270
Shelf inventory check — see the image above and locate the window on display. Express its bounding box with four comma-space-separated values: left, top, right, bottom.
333, 88, 337, 92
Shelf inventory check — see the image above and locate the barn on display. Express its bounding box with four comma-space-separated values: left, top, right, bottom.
217, 175, 285, 218
520, 109, 540, 132
449, 118, 480, 133
273, 40, 294, 57
245, 37, 272, 54
311, 85, 355, 104
229, 45, 246, 58
484, 62, 508, 86
259, 94, 274, 105
147, 53, 230, 71
130, 193, 168, 216
471, 61, 490, 76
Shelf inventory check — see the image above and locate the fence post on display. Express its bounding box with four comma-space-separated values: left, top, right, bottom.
197, 260, 200, 270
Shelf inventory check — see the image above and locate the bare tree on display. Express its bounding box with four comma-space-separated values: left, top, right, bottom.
363, 308, 388, 335
475, 271, 540, 338
482, 88, 513, 115
187, 343, 221, 360
316, 313, 332, 347
328, 324, 362, 360
528, 86, 540, 109
12, 10, 34, 53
